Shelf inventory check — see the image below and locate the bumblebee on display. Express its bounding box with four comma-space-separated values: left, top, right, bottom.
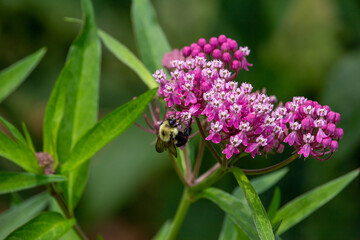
155, 118, 192, 157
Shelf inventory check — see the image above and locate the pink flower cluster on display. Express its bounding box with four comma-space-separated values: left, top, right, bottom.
154, 36, 343, 160
162, 35, 252, 73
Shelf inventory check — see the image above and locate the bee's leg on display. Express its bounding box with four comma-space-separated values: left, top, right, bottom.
175, 132, 188, 147
183, 124, 192, 137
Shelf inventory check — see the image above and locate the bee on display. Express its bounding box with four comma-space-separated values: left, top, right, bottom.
155, 118, 192, 158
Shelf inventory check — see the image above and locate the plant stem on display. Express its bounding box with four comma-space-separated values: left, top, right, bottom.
241, 154, 299, 175
167, 188, 192, 240
190, 163, 227, 193
170, 153, 187, 185
195, 118, 222, 165
183, 146, 192, 182
192, 138, 205, 183
49, 184, 89, 240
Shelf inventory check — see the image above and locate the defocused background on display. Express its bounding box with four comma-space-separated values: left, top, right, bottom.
0, 0, 359, 239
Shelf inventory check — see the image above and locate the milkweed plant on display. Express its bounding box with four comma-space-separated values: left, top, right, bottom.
0, 0, 358, 239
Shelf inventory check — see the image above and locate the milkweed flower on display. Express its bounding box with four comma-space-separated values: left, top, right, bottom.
150, 35, 343, 161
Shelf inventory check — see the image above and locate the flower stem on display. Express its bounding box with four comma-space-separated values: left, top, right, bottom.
241, 154, 299, 175
192, 138, 205, 183
195, 118, 222, 165
170, 153, 187, 185
49, 184, 88, 240
167, 188, 192, 240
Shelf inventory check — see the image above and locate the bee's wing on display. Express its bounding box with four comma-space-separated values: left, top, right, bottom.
155, 137, 166, 153
168, 137, 178, 158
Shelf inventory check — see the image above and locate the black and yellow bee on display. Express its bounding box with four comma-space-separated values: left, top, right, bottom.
155, 118, 192, 157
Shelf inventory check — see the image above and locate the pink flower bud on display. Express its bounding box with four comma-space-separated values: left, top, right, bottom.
228, 40, 238, 51
204, 44, 213, 54
326, 111, 336, 122
209, 37, 218, 48
190, 43, 199, 50
182, 47, 191, 57
325, 123, 336, 135
221, 43, 229, 52
234, 50, 244, 60
335, 128, 344, 140
212, 49, 222, 59
218, 34, 227, 44
330, 140, 338, 152
222, 52, 232, 63
198, 38, 207, 48
301, 117, 313, 131
322, 137, 331, 148
334, 112, 341, 123
231, 60, 240, 71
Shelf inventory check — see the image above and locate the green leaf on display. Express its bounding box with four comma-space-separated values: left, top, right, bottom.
5, 211, 75, 240
199, 187, 259, 240
219, 168, 288, 240
0, 172, 66, 194
48, 197, 81, 240
131, 0, 171, 73
21, 122, 36, 154
267, 187, 281, 222
0, 115, 27, 146
56, 0, 101, 213
232, 167, 274, 240
0, 131, 39, 173
99, 30, 158, 89
153, 220, 172, 240
0, 192, 50, 239
273, 168, 359, 234
0, 48, 46, 103
61, 88, 157, 173
43, 61, 73, 159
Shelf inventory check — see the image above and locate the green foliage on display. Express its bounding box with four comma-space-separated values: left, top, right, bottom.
219, 168, 288, 240
0, 131, 39, 173
0, 116, 27, 146
153, 220, 172, 240
267, 187, 281, 222
0, 172, 66, 194
99, 30, 158, 89
131, 0, 171, 72
0, 48, 46, 103
55, 0, 101, 212
199, 187, 259, 240
61, 88, 157, 173
273, 168, 359, 234
232, 168, 274, 240
5, 212, 75, 240
0, 192, 50, 239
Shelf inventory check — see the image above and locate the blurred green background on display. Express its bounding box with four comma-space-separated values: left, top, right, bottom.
0, 0, 359, 239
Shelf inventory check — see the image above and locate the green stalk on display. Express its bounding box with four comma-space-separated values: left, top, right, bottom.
167, 188, 192, 240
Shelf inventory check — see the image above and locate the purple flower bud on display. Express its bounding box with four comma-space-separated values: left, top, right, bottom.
192, 49, 200, 57
325, 123, 336, 135
212, 49, 222, 59
209, 37, 219, 48
330, 140, 338, 152
190, 43, 199, 50
221, 43, 229, 52
322, 137, 331, 148
198, 38, 207, 48
228, 40, 238, 51
326, 111, 336, 122
182, 46, 191, 57
301, 117, 313, 131
231, 60, 240, 71
335, 128, 344, 139
334, 112, 341, 123
218, 34, 227, 44
198, 52, 206, 58
204, 44, 213, 54
234, 50, 244, 60
222, 52, 232, 63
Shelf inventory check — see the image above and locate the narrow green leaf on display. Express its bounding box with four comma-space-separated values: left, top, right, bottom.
131, 0, 171, 73
99, 30, 158, 89
272, 220, 282, 235
219, 168, 288, 240
0, 115, 26, 146
61, 88, 157, 173
0, 131, 39, 173
199, 187, 259, 240
5, 211, 75, 240
56, 0, 101, 213
48, 197, 81, 240
273, 168, 359, 234
0, 172, 66, 194
21, 122, 36, 154
43, 61, 73, 158
0, 48, 46, 103
267, 187, 281, 222
153, 220, 172, 240
232, 167, 274, 240
0, 192, 50, 239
